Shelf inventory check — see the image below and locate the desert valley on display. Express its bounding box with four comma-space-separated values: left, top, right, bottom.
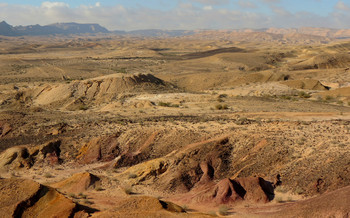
0, 23, 349, 217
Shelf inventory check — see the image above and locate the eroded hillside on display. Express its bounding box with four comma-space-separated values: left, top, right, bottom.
0, 34, 349, 217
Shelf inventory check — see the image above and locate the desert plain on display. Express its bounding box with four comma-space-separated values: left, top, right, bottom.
0, 31, 349, 217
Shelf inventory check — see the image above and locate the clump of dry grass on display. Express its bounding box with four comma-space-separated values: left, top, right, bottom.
218, 205, 229, 216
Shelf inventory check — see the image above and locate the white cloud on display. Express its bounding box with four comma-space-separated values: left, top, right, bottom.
41, 1, 69, 9
203, 5, 213, 11
260, 0, 281, 3
95, 2, 101, 7
191, 0, 229, 5
271, 5, 290, 16
0, 2, 350, 31
335, 1, 350, 11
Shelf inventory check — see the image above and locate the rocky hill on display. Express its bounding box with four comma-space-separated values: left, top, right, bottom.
0, 21, 109, 36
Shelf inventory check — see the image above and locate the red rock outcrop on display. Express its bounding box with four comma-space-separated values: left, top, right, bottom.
0, 178, 95, 218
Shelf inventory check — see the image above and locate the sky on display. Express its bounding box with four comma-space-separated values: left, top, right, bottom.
1, 0, 350, 30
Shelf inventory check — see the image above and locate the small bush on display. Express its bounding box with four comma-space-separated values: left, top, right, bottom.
218, 205, 229, 216
69, 193, 77, 199
235, 117, 248, 125
128, 173, 137, 179
215, 104, 223, 110
78, 193, 87, 199
325, 95, 334, 101
44, 173, 54, 178
208, 211, 217, 216
280, 95, 292, 100
338, 143, 347, 148
158, 102, 179, 107
275, 196, 283, 203
294, 187, 304, 195
215, 104, 228, 110
123, 186, 133, 195
337, 100, 343, 105
84, 200, 94, 205
79, 105, 89, 111
158, 102, 171, 107
275, 186, 288, 193
95, 186, 104, 191
118, 68, 128, 74
298, 91, 311, 98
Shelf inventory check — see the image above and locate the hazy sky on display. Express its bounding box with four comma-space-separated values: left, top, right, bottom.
1, 0, 350, 30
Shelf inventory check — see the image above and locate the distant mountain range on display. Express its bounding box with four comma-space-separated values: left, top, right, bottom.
0, 21, 195, 37
0, 21, 109, 36
1, 21, 350, 39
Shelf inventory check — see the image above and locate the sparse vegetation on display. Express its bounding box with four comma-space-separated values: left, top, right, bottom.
275, 186, 288, 193
69, 193, 78, 199
208, 211, 217, 216
83, 200, 94, 205
128, 173, 137, 179
298, 91, 311, 98
117, 68, 128, 74
215, 104, 228, 110
218, 94, 228, 98
294, 187, 304, 195
279, 95, 292, 100
275, 196, 284, 203
79, 105, 89, 110
123, 186, 133, 195
158, 102, 180, 107
235, 117, 248, 125
217, 94, 228, 102
325, 95, 334, 101
44, 173, 54, 178
1, 30, 350, 218
95, 186, 104, 191
78, 193, 87, 199
218, 205, 229, 216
